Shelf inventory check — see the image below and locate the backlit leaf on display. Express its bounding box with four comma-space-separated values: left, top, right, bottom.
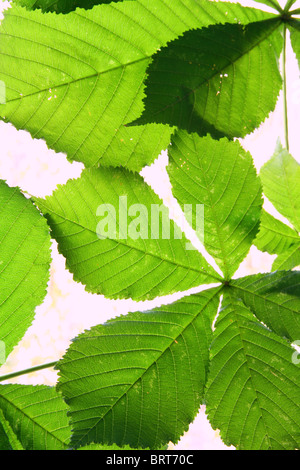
168, 132, 262, 279
205, 292, 300, 450
57, 287, 221, 448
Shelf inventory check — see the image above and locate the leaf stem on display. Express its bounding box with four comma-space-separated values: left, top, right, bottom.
283, 23, 289, 152
0, 361, 58, 383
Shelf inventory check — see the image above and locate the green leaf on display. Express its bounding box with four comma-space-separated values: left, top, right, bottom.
289, 19, 300, 70
205, 292, 300, 450
272, 243, 300, 271
254, 209, 300, 254
0, 180, 51, 361
130, 19, 283, 139
231, 271, 300, 342
0, 384, 71, 450
0, 1, 268, 170
167, 132, 262, 279
260, 142, 300, 232
252, 0, 282, 12
57, 287, 221, 449
13, 0, 129, 14
34, 167, 221, 300
0, 408, 23, 450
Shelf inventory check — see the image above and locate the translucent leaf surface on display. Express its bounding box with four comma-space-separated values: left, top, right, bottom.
0, 1, 268, 170
205, 292, 300, 450
13, 0, 129, 14
167, 132, 262, 279
260, 143, 300, 232
57, 288, 221, 448
0, 180, 51, 361
254, 209, 300, 254
231, 271, 300, 341
34, 167, 221, 300
0, 384, 71, 450
131, 19, 283, 138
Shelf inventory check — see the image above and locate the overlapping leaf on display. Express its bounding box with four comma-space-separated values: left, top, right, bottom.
289, 20, 300, 70
0, 409, 23, 450
0, 384, 71, 450
57, 287, 221, 449
254, 210, 300, 254
131, 19, 283, 138
272, 243, 300, 270
13, 0, 128, 14
231, 271, 300, 341
0, 1, 271, 170
252, 0, 282, 12
34, 167, 221, 300
260, 143, 300, 232
205, 292, 300, 450
0, 180, 51, 361
167, 132, 262, 279
258, 143, 300, 269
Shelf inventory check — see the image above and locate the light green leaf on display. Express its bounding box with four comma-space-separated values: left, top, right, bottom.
231, 271, 300, 342
0, 180, 51, 362
289, 19, 300, 70
272, 243, 300, 271
57, 287, 221, 449
34, 167, 221, 300
168, 132, 262, 279
13, 0, 129, 14
205, 292, 300, 450
254, 209, 300, 254
252, 0, 282, 12
0, 384, 71, 450
0, 1, 269, 170
0, 408, 23, 450
130, 19, 283, 138
260, 142, 300, 232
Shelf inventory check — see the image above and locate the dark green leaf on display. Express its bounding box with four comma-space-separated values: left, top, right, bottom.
130, 19, 283, 138
0, 409, 23, 450
254, 209, 300, 254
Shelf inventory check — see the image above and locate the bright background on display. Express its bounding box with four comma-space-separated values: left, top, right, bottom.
0, 0, 299, 450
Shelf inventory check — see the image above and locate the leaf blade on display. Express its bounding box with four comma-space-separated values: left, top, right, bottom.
0, 180, 51, 361
0, 384, 71, 450
34, 167, 221, 300
205, 292, 300, 450
231, 271, 300, 342
57, 287, 221, 449
130, 19, 283, 138
167, 132, 262, 279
